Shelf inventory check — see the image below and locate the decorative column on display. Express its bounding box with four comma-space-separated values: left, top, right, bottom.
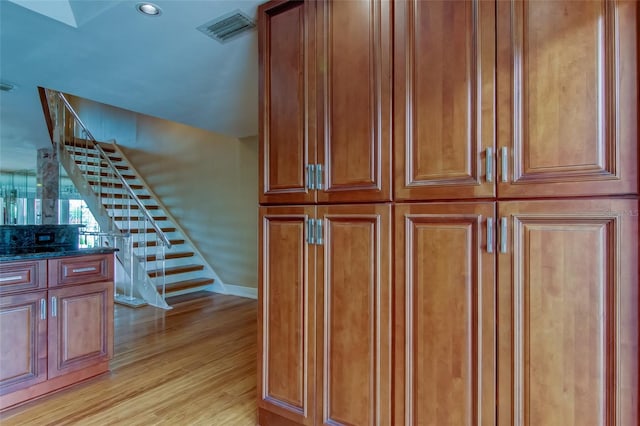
37, 147, 59, 224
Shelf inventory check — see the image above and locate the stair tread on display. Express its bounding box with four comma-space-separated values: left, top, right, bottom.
102, 193, 152, 200
156, 278, 214, 292
146, 251, 195, 261
64, 139, 116, 153
107, 204, 160, 210
129, 227, 176, 234
68, 150, 123, 162
91, 181, 144, 190
113, 216, 167, 221
85, 170, 136, 180
76, 161, 129, 169
148, 264, 204, 278
133, 239, 184, 247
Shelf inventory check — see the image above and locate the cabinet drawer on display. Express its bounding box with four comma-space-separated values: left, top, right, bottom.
0, 260, 47, 295
48, 255, 113, 287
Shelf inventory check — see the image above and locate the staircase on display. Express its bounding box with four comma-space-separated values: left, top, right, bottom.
39, 88, 224, 309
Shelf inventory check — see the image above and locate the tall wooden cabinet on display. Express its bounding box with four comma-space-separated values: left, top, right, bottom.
259, 204, 391, 425
496, 0, 638, 198
259, 0, 392, 206
394, 0, 496, 201
259, 0, 639, 425
497, 199, 639, 425
394, 202, 496, 425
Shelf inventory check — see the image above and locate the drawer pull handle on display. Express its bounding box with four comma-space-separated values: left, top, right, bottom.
72, 267, 97, 273
0, 275, 23, 282
41, 299, 47, 320
51, 297, 57, 317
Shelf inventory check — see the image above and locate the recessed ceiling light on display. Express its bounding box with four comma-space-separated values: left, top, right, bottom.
136, 2, 162, 16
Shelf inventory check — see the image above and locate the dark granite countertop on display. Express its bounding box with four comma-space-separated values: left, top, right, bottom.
0, 247, 118, 262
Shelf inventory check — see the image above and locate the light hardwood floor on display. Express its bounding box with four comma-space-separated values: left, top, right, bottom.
1, 293, 258, 425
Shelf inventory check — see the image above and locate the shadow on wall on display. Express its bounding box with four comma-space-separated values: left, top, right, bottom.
118, 136, 258, 289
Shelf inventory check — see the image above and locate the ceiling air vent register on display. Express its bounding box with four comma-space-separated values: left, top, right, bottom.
197, 11, 256, 43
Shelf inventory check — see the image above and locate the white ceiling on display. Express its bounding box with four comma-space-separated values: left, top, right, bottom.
0, 0, 261, 171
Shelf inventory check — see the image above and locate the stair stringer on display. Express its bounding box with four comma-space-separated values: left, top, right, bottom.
105, 140, 228, 295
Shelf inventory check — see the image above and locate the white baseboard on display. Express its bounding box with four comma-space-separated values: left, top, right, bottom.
221, 283, 258, 299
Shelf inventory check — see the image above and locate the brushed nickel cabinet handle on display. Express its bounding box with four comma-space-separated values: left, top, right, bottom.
40, 299, 47, 320
500, 147, 509, 183
0, 275, 23, 282
499, 217, 508, 253
485, 147, 493, 183
51, 297, 57, 317
306, 164, 316, 190
72, 267, 97, 273
315, 164, 324, 191
307, 218, 315, 245
315, 219, 324, 245
487, 217, 494, 253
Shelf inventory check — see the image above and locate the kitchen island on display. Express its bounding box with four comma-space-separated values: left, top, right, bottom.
0, 225, 117, 411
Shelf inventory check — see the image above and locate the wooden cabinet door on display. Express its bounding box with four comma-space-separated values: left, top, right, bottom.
497, 199, 638, 425
0, 291, 47, 395
394, 0, 496, 201
497, 0, 638, 198
48, 281, 113, 379
259, 0, 317, 205
395, 202, 496, 426
316, 204, 391, 425
316, 0, 392, 203
258, 205, 316, 425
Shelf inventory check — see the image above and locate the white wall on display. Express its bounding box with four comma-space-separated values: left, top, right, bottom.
72, 97, 258, 288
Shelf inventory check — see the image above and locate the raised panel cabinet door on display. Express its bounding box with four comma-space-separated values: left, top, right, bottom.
316, 0, 392, 203
316, 204, 391, 425
497, 0, 638, 198
259, 0, 317, 205
258, 205, 315, 425
395, 0, 496, 201
48, 281, 114, 380
497, 199, 639, 425
0, 291, 47, 396
394, 202, 496, 426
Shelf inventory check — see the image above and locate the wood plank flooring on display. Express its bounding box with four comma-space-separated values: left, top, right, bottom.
1, 293, 258, 425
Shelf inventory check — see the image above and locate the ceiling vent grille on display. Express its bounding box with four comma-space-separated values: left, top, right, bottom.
197, 11, 256, 43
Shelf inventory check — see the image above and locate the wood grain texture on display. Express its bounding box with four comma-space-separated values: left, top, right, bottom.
497, 199, 638, 425
48, 281, 113, 380
1, 294, 258, 425
316, 0, 392, 203
259, 205, 315, 425
0, 291, 48, 396
394, 0, 496, 201
497, 0, 638, 197
395, 202, 496, 426
316, 204, 391, 425
259, 0, 317, 205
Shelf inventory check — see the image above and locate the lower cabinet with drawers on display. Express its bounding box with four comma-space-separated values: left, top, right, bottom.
0, 254, 114, 411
